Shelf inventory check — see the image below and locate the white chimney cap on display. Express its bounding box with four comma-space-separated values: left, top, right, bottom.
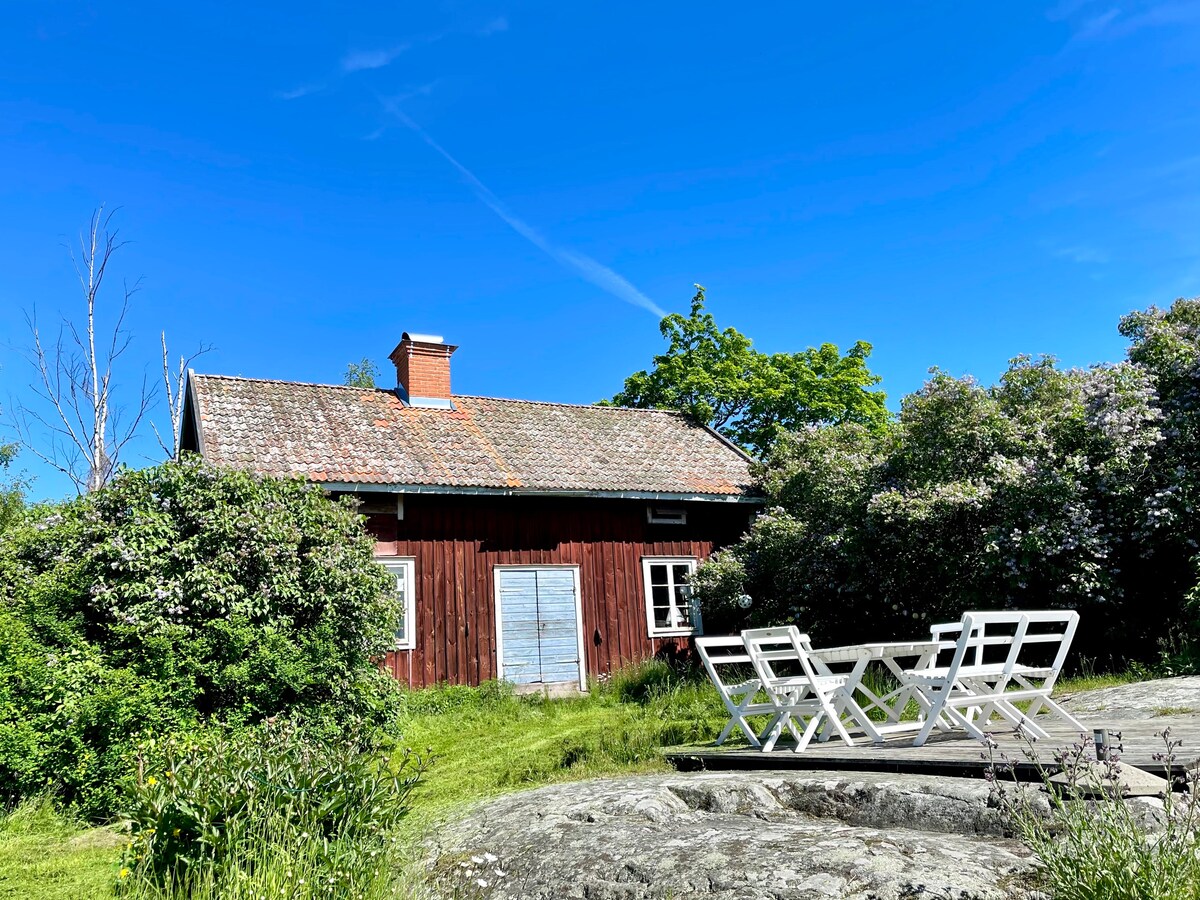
402, 332, 444, 344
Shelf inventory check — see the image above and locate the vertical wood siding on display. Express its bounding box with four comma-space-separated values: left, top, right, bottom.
366, 494, 751, 688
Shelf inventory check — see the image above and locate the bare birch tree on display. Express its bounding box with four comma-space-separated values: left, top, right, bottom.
152, 331, 212, 456
15, 207, 153, 493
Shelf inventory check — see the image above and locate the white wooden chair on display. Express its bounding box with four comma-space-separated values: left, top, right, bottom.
905, 610, 1085, 747
694, 635, 777, 747
741, 626, 855, 752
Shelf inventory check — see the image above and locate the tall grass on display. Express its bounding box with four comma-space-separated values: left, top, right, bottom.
392, 659, 727, 823
0, 661, 726, 899
118, 814, 430, 900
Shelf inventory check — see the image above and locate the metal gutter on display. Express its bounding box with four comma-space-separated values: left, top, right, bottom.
320, 482, 762, 503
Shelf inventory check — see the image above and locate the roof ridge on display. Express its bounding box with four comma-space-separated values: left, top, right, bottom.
192, 372, 386, 391
191, 373, 690, 418
456, 394, 688, 417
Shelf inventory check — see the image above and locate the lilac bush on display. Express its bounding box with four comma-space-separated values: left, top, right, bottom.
695, 298, 1200, 666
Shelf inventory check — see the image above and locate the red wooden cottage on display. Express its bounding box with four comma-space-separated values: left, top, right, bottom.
179, 333, 757, 690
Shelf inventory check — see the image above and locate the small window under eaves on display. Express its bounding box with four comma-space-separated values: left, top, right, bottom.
647, 505, 687, 525
357, 493, 404, 519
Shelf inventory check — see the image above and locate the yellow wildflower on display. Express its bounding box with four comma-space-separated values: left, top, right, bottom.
172, 828, 181, 837
146, 776, 157, 786
118, 868, 131, 879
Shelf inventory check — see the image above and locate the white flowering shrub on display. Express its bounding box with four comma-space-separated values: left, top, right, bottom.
696, 299, 1200, 665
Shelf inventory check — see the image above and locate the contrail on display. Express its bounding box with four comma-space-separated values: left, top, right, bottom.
380, 98, 667, 319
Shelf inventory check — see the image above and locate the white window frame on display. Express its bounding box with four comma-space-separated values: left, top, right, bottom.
377, 556, 416, 650
641, 556, 701, 638
647, 505, 687, 525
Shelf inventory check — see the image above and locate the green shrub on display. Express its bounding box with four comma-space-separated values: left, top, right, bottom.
0, 456, 403, 818
0, 607, 185, 816
121, 721, 425, 893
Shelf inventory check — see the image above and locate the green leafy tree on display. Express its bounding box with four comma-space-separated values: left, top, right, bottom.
0, 442, 24, 532
605, 285, 889, 455
0, 456, 400, 817
343, 358, 380, 389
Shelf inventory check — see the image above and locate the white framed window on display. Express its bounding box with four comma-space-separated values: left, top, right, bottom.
378, 556, 416, 650
646, 505, 687, 525
642, 557, 701, 637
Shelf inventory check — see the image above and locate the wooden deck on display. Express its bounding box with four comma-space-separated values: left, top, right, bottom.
664, 715, 1200, 782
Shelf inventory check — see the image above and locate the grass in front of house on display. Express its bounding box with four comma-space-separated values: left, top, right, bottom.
392, 661, 727, 827
0, 801, 120, 900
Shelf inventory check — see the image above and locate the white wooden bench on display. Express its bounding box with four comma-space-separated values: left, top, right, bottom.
904, 610, 1085, 747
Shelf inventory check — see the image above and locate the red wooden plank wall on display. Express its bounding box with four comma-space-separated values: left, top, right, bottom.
366, 494, 752, 688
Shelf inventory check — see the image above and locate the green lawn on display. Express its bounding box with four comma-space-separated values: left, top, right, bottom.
390, 664, 727, 827
0, 802, 122, 900
0, 661, 1153, 898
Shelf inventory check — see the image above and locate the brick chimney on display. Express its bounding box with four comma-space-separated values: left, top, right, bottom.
389, 333, 458, 409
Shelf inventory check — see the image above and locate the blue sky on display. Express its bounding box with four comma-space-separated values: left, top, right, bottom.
2, 2, 1198, 499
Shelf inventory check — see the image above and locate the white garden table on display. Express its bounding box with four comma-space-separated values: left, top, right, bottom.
809, 640, 941, 743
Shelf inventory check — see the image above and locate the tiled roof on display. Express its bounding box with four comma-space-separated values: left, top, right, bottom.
187, 375, 755, 498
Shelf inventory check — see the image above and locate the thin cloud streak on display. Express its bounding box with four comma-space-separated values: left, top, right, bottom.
364, 84, 439, 138
281, 21, 506, 100
342, 43, 411, 72
277, 83, 324, 100
1051, 243, 1109, 264
380, 98, 666, 319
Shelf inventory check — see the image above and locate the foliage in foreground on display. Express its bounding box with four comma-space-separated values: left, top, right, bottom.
120, 722, 425, 898
996, 727, 1200, 900
605, 285, 889, 456
0, 661, 725, 899
0, 456, 402, 818
0, 665, 1157, 899
696, 297, 1200, 666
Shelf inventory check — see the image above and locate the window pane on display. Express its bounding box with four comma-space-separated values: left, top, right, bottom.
673, 586, 692, 625
651, 585, 671, 608
385, 563, 412, 646
672, 564, 691, 585
395, 603, 407, 643
649, 564, 669, 586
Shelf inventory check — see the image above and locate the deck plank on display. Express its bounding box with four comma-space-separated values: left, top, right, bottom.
664, 714, 1200, 781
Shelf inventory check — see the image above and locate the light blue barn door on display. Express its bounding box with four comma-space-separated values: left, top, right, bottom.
497, 568, 582, 687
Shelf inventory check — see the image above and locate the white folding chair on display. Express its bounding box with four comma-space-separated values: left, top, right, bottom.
741, 626, 855, 752
694, 635, 777, 747
905, 610, 1085, 747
